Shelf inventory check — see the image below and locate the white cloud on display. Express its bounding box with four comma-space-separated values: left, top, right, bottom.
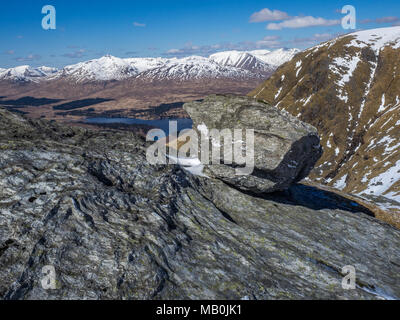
256, 35, 282, 48
133, 22, 146, 27
62, 49, 86, 59
166, 49, 181, 54
312, 33, 335, 41
15, 54, 41, 62
291, 33, 335, 46
250, 8, 290, 22
165, 43, 219, 56
262, 35, 281, 40
361, 16, 400, 24
267, 16, 340, 30
376, 16, 399, 23
164, 37, 286, 57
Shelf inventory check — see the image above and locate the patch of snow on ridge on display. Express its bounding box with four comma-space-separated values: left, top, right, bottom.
326, 139, 332, 148
329, 54, 361, 103
362, 160, 400, 200
251, 48, 300, 67
346, 26, 400, 52
378, 94, 387, 113
358, 60, 378, 120
300, 95, 313, 106
275, 87, 282, 99
334, 174, 348, 190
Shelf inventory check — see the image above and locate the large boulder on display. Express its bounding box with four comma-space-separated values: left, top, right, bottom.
183, 95, 322, 193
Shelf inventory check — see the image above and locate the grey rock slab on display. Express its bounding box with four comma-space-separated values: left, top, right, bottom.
0, 108, 399, 300
183, 95, 322, 193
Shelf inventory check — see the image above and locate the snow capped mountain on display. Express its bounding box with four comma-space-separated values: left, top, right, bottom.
210, 51, 255, 67
209, 48, 300, 70
249, 26, 400, 209
209, 51, 275, 75
124, 57, 168, 74
0, 48, 299, 83
249, 48, 301, 67
137, 55, 255, 81
248, 49, 271, 56
54, 55, 140, 82
339, 26, 400, 52
36, 66, 59, 75
0, 65, 58, 82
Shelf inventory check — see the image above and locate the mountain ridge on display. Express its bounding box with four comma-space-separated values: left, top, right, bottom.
0, 48, 300, 83
249, 26, 400, 210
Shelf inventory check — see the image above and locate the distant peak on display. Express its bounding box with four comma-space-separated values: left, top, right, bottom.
100, 54, 119, 60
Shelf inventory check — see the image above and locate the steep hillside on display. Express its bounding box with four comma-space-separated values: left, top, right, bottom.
249, 27, 400, 208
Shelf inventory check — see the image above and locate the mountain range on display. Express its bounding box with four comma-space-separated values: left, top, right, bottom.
0, 49, 299, 83
250, 26, 400, 215
0, 48, 299, 123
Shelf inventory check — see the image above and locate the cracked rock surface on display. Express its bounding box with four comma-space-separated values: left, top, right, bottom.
0, 108, 399, 300
184, 95, 322, 193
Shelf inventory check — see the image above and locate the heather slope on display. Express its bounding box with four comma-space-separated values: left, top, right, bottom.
249, 27, 400, 208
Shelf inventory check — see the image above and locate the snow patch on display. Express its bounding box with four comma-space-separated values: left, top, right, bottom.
329, 54, 361, 103
275, 87, 282, 99
378, 94, 387, 113
334, 174, 347, 190
362, 160, 400, 199
346, 26, 400, 52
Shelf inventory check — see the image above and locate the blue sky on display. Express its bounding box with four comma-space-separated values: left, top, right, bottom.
1, 0, 399, 68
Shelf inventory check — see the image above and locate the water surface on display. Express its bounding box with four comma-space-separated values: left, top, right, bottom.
85, 117, 193, 136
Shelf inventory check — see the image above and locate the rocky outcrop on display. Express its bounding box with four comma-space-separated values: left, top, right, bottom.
0, 108, 399, 300
183, 95, 322, 193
